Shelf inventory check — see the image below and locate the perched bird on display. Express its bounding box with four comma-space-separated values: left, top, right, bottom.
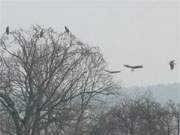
6, 26, 10, 35
104, 69, 121, 74
169, 60, 175, 70
40, 29, 44, 37
124, 64, 143, 71
64, 26, 70, 33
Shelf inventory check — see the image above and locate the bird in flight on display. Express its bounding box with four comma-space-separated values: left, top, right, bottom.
124, 64, 143, 71
64, 26, 70, 33
6, 26, 9, 35
169, 60, 175, 70
104, 69, 121, 74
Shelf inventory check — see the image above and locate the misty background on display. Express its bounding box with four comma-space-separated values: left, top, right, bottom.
0, 0, 179, 102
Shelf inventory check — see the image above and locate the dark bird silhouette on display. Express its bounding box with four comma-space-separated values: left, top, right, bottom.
40, 29, 44, 37
104, 69, 121, 74
64, 26, 70, 33
6, 26, 9, 35
124, 64, 143, 71
169, 60, 175, 70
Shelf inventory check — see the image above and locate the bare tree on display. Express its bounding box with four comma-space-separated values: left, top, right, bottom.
0, 25, 114, 135
90, 94, 180, 135
164, 101, 180, 135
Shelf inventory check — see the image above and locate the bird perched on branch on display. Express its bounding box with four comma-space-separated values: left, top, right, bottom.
104, 69, 121, 74
124, 64, 143, 71
169, 60, 175, 70
6, 26, 10, 35
40, 29, 44, 37
64, 26, 70, 33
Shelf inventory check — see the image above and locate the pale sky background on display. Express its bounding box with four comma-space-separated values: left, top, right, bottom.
0, 0, 179, 87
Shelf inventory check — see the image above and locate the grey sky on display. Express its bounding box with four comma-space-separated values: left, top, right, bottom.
0, 0, 179, 87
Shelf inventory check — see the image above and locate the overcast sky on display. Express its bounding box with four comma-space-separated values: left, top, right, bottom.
0, 0, 179, 87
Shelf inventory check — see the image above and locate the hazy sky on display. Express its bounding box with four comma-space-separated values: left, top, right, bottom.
0, 0, 179, 87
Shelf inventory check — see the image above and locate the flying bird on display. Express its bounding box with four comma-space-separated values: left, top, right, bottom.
124, 64, 143, 71
169, 60, 175, 70
104, 69, 121, 74
40, 29, 44, 37
64, 26, 70, 33
6, 26, 9, 35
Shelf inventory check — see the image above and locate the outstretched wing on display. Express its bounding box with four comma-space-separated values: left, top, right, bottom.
170, 64, 174, 70
104, 70, 121, 74
124, 64, 133, 68
133, 65, 143, 69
